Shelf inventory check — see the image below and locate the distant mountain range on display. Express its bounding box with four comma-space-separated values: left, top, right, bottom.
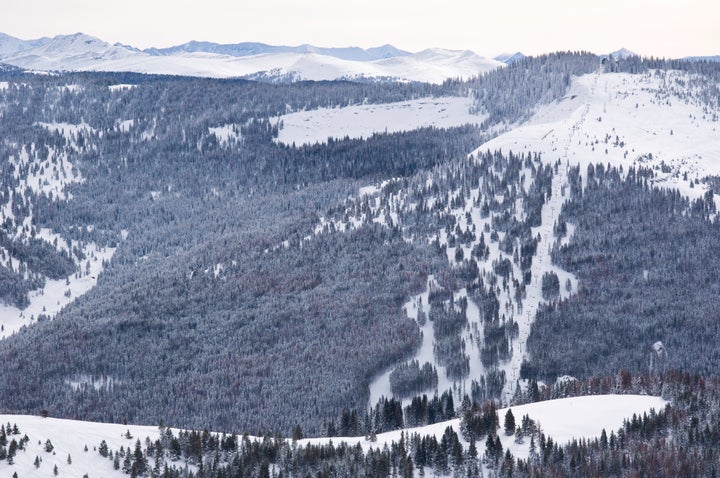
684, 55, 720, 62
0, 32, 506, 83
2, 33, 715, 83
144, 41, 411, 62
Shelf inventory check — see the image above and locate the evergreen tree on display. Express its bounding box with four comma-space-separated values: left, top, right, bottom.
504, 409, 516, 435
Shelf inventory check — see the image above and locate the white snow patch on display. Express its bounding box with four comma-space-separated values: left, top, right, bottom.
117, 119, 134, 132
274, 97, 486, 146
108, 83, 136, 91
36, 121, 96, 140
66, 374, 122, 392
60, 84, 82, 93
0, 242, 116, 339
12, 147, 82, 200
208, 124, 242, 146
499, 395, 667, 461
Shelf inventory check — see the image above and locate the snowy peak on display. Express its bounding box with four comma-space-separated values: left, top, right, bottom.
608, 47, 637, 59
373, 48, 504, 82
495, 51, 526, 64
0, 32, 51, 58
366, 44, 410, 60
411, 47, 475, 60
0, 32, 33, 57
3, 32, 142, 70
24, 33, 115, 56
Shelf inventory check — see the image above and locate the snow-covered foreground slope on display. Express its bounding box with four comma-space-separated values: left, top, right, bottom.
306, 394, 667, 455
0, 395, 666, 477
274, 96, 485, 146
0, 415, 162, 478
0, 33, 503, 84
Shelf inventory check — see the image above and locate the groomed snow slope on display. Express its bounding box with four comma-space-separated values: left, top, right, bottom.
0, 395, 666, 477
274, 96, 486, 146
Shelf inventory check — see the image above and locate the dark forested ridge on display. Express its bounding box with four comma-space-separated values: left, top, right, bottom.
0, 66, 479, 435
523, 164, 720, 381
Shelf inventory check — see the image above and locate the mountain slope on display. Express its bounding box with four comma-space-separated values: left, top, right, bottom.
0, 53, 718, 441
2, 33, 140, 70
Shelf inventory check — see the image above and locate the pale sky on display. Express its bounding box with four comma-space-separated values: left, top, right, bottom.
1, 0, 718, 58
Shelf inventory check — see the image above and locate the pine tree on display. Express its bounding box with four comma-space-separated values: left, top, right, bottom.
122, 452, 132, 473
600, 428, 608, 449
504, 409, 516, 435
468, 438, 478, 459
485, 434, 496, 464
132, 439, 147, 475
99, 440, 109, 457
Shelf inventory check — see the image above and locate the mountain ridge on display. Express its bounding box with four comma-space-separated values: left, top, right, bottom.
144, 40, 412, 61
0, 32, 503, 83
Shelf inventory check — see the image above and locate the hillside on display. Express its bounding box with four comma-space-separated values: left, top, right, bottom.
0, 52, 717, 451
0, 394, 667, 478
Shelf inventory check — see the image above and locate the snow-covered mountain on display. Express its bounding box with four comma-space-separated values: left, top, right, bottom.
146, 40, 411, 61
607, 47, 637, 59
494, 51, 525, 64
2, 33, 140, 71
0, 32, 503, 83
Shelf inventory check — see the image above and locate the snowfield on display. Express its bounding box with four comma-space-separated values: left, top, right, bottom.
0, 394, 666, 477
273, 96, 485, 146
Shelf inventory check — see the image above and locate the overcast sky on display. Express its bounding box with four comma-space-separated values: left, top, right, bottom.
1, 0, 718, 58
